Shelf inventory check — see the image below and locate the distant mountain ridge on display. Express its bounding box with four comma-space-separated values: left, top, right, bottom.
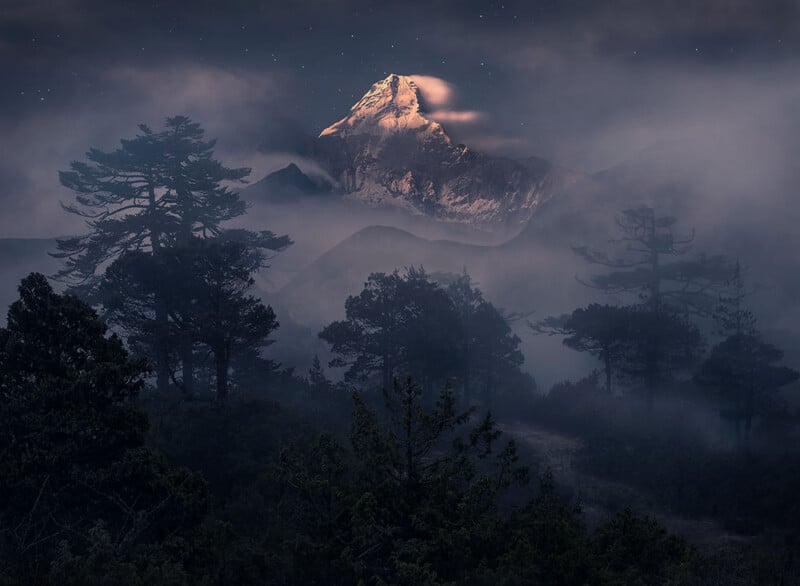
251, 74, 565, 232
244, 163, 333, 203
276, 225, 487, 324
316, 74, 560, 230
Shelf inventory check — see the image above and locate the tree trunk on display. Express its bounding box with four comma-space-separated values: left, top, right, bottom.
173, 179, 197, 396
150, 223, 170, 393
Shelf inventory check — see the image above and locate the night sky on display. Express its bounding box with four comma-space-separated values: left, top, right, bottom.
2, 0, 799, 236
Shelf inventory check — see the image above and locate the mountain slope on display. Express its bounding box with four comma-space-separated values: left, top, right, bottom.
315, 74, 557, 231
276, 225, 486, 325
242, 163, 333, 204
320, 74, 445, 140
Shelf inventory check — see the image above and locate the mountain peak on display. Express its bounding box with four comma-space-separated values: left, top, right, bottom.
319, 73, 447, 140
311, 74, 556, 230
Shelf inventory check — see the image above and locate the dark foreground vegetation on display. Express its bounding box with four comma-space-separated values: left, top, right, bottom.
1, 118, 799, 584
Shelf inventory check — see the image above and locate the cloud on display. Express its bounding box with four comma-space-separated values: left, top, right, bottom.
409, 75, 454, 107
102, 64, 286, 147
428, 110, 484, 123
0, 63, 288, 237
408, 74, 486, 130
0, 0, 90, 26
465, 135, 529, 154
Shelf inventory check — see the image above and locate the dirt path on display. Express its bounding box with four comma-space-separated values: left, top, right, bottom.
501, 421, 752, 552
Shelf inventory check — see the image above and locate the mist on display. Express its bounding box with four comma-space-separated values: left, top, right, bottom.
3, 1, 800, 582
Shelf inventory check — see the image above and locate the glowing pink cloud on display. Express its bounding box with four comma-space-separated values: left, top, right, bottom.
409, 74, 485, 126
409, 74, 454, 107
428, 110, 484, 123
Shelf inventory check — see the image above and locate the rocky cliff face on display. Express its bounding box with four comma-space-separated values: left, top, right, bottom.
316, 74, 557, 231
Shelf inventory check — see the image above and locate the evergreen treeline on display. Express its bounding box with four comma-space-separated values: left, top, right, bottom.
0, 274, 777, 584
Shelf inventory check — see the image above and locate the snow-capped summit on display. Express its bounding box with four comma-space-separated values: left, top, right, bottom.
312, 74, 560, 231
319, 74, 449, 141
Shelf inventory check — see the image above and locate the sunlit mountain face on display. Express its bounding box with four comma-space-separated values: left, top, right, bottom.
262, 73, 559, 232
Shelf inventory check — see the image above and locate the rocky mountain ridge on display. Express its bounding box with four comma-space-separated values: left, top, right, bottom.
255, 74, 564, 232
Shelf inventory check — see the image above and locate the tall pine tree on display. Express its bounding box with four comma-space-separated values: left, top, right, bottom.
55, 117, 290, 392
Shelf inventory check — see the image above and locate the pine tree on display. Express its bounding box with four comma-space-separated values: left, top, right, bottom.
573, 206, 730, 316
696, 263, 798, 450
445, 270, 484, 402
347, 378, 528, 583
321, 268, 525, 403
319, 271, 407, 390
0, 274, 208, 581
572, 207, 726, 408
714, 260, 757, 338
182, 237, 282, 400
308, 355, 332, 392
445, 271, 524, 405
55, 117, 291, 392
55, 117, 250, 283
534, 304, 634, 393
